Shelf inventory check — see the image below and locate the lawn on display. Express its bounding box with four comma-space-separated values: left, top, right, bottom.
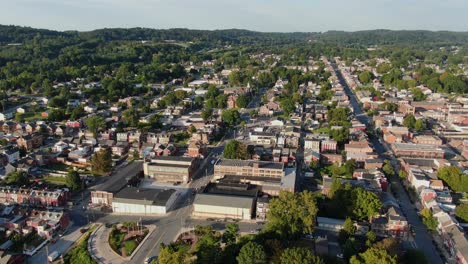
22, 112, 44, 121
43, 176, 67, 185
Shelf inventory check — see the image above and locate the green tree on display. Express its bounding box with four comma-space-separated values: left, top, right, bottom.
66, 170, 82, 191
223, 140, 249, 160
236, 95, 249, 108
376, 63, 392, 74
382, 160, 395, 177
85, 116, 106, 139
280, 247, 324, 264
414, 119, 426, 132
437, 166, 468, 192
339, 217, 356, 245
71, 105, 85, 120
267, 191, 318, 238
228, 71, 241, 87
365, 231, 377, 248
456, 204, 468, 223
14, 112, 24, 122
222, 223, 239, 245
420, 208, 439, 232
350, 248, 397, 264
236, 241, 267, 264
201, 108, 213, 122
122, 108, 140, 127
221, 109, 240, 127
328, 176, 342, 199
411, 88, 427, 101
358, 71, 373, 84
5, 171, 29, 186
157, 244, 189, 264
351, 188, 382, 221
280, 98, 295, 116
403, 114, 416, 130
399, 170, 408, 180
91, 148, 112, 174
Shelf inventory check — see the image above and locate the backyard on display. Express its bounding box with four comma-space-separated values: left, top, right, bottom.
108, 222, 148, 257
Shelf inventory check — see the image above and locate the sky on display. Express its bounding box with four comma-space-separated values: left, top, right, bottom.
0, 0, 467, 32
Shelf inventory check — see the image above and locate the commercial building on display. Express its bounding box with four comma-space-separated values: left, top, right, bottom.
91, 161, 143, 206
391, 143, 445, 159
143, 156, 197, 183
111, 187, 178, 215
193, 194, 254, 220
214, 159, 284, 180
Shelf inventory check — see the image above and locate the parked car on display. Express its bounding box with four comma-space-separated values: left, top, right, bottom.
144, 256, 157, 264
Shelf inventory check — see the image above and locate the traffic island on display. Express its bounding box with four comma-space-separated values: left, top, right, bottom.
108, 222, 149, 257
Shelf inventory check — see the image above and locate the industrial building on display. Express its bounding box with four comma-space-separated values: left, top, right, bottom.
143, 156, 198, 183
111, 187, 178, 215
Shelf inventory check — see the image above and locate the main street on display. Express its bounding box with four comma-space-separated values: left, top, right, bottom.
333, 62, 443, 264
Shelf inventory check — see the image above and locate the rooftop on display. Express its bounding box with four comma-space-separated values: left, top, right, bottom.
94, 161, 143, 193
216, 159, 284, 170
114, 187, 176, 206
194, 193, 254, 208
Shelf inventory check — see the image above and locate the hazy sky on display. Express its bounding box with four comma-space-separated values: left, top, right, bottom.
0, 0, 467, 32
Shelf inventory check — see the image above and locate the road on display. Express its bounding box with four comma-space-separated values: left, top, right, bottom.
332, 62, 443, 264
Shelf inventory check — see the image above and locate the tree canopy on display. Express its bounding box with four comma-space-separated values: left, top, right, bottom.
266, 191, 318, 238
437, 166, 468, 192
280, 247, 324, 264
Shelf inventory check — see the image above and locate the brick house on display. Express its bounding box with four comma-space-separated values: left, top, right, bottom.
17, 133, 43, 151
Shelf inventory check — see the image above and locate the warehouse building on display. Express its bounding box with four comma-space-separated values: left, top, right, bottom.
112, 187, 178, 215
91, 161, 143, 206
192, 182, 258, 220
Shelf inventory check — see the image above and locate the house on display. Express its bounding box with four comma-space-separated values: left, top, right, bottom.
321, 140, 337, 153
2, 148, 19, 163
187, 140, 206, 158
16, 133, 43, 151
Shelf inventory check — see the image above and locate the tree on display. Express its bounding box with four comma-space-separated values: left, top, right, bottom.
223, 140, 249, 160
85, 116, 106, 139
66, 170, 82, 191
267, 191, 318, 238
365, 231, 377, 248
402, 114, 416, 130
437, 166, 468, 192
376, 63, 392, 74
280, 98, 295, 116
228, 71, 241, 87
328, 176, 342, 199
71, 105, 85, 120
280, 247, 324, 264
350, 248, 397, 264
351, 188, 382, 221
339, 218, 356, 245
399, 170, 408, 180
122, 108, 139, 127
91, 148, 112, 174
456, 204, 468, 223
201, 108, 213, 122
236, 241, 267, 264
358, 71, 373, 84
382, 160, 395, 177
236, 95, 249, 108
157, 244, 189, 264
411, 88, 427, 101
222, 223, 239, 245
414, 119, 426, 132
420, 208, 439, 232
221, 109, 240, 127
5, 171, 29, 186
374, 238, 399, 257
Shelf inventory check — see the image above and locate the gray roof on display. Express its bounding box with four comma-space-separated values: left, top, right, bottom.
95, 161, 143, 193
114, 187, 176, 206
194, 193, 254, 209
216, 159, 284, 170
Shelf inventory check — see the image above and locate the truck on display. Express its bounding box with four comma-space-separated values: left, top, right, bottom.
48, 251, 60, 262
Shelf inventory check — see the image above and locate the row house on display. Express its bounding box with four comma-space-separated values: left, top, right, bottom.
24, 209, 70, 239
371, 206, 409, 239
147, 132, 173, 145
0, 187, 69, 207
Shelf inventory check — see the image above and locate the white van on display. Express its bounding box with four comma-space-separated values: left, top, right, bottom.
48, 251, 60, 262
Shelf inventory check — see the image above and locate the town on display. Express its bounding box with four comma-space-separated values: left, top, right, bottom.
0, 25, 467, 264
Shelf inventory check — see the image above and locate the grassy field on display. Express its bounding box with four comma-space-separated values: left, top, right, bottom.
43, 176, 66, 185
